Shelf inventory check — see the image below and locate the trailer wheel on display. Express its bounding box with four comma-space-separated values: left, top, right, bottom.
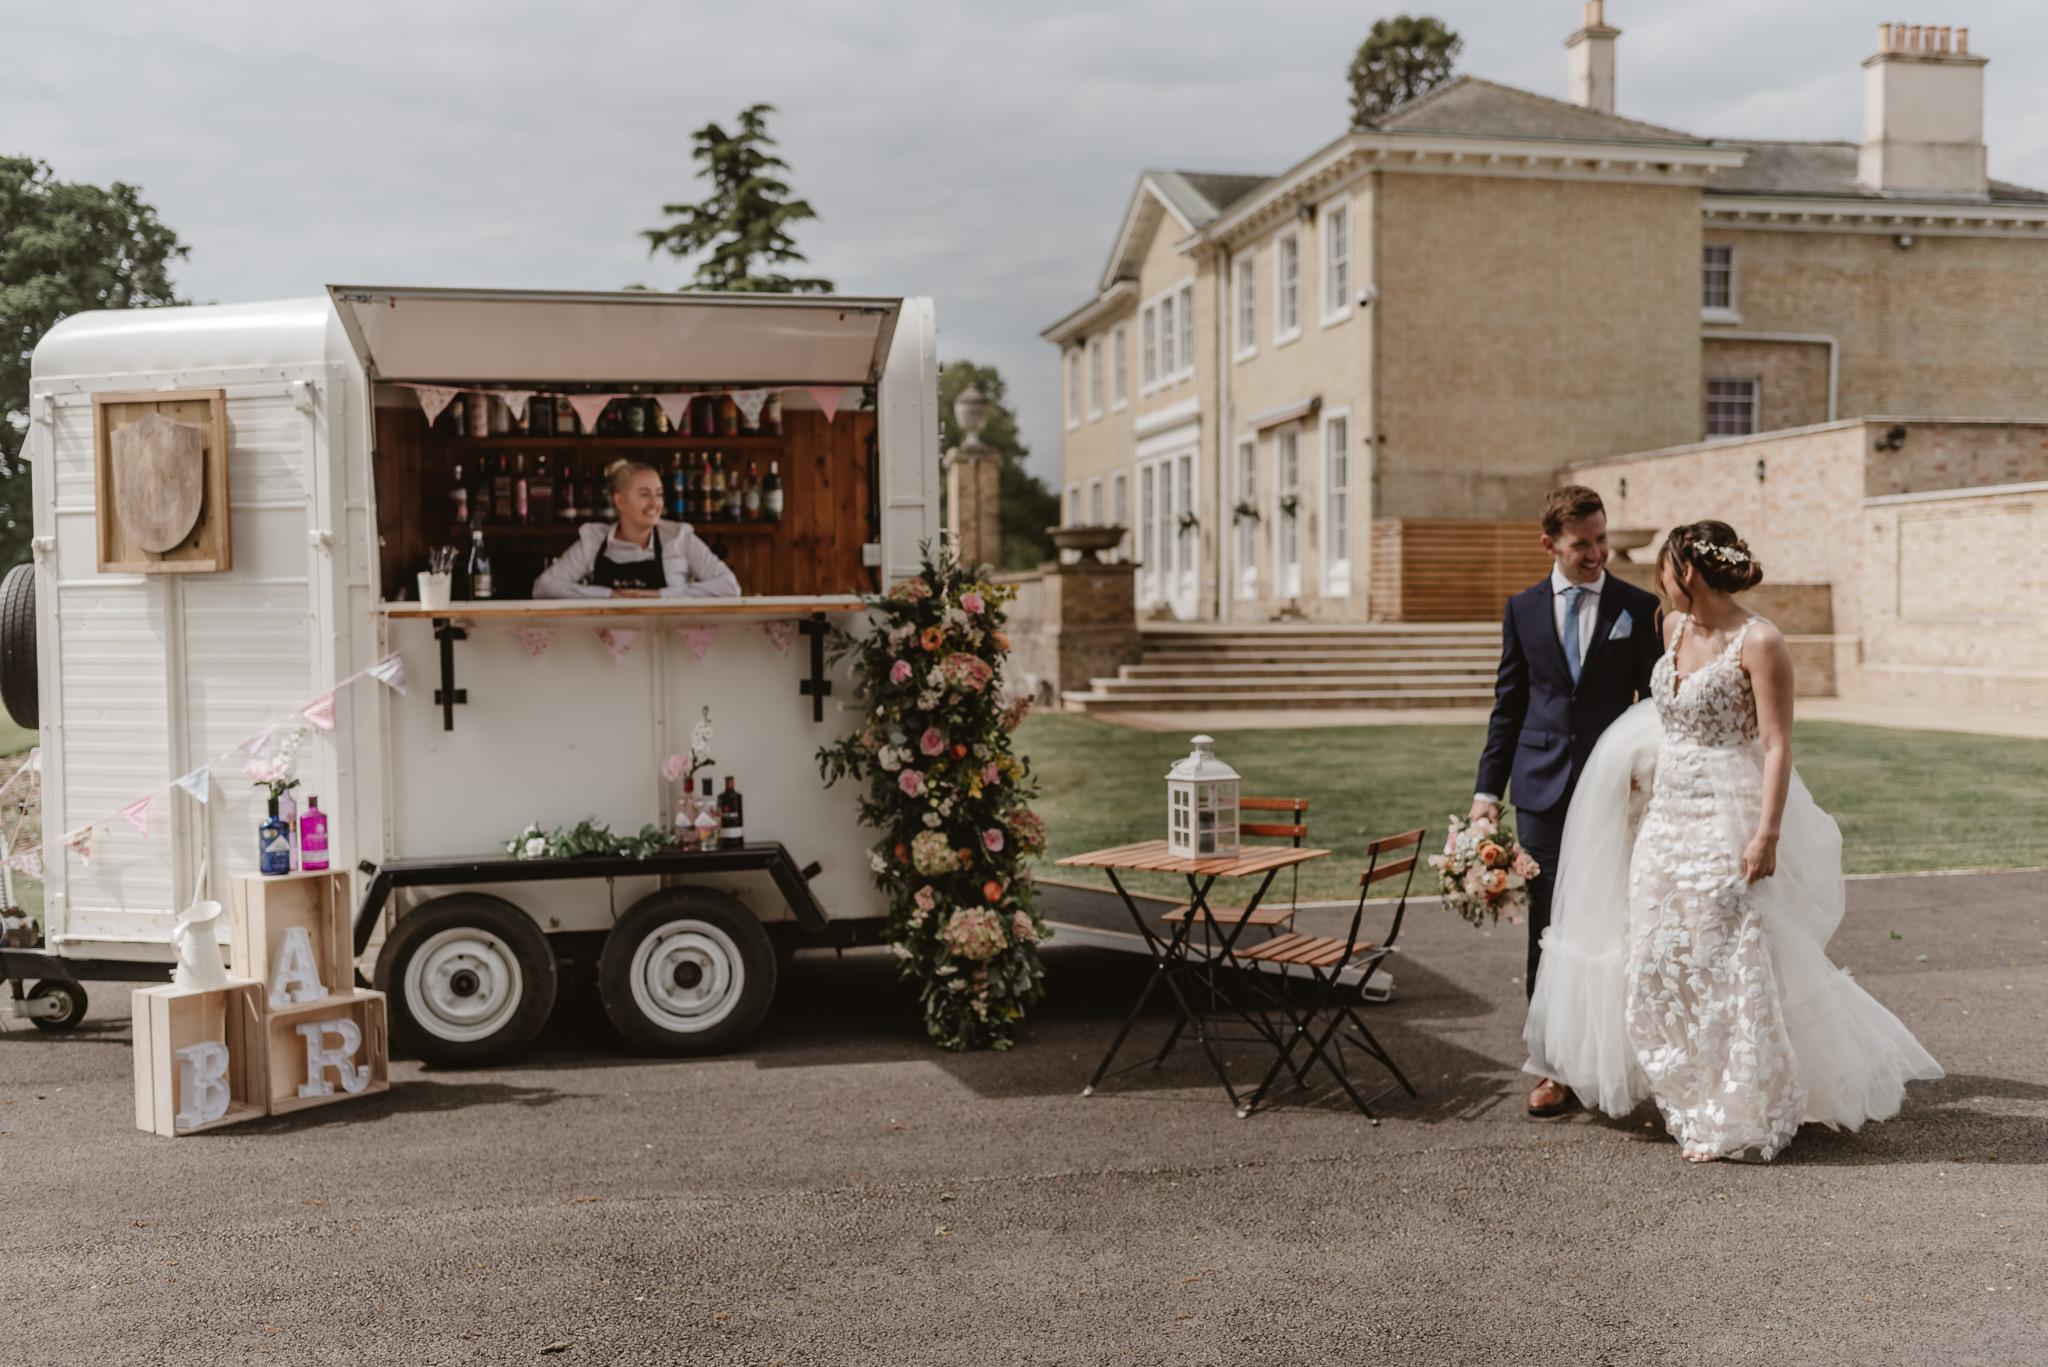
374, 895, 556, 1067
598, 888, 776, 1056
0, 562, 38, 732
27, 978, 86, 1030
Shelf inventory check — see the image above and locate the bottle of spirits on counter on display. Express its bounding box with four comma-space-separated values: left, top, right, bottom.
259, 798, 291, 876
450, 463, 469, 526
693, 778, 720, 851
742, 461, 762, 522
513, 454, 530, 524
279, 788, 299, 871
762, 461, 783, 521
300, 797, 330, 872
719, 776, 745, 849
674, 785, 697, 849
468, 530, 493, 600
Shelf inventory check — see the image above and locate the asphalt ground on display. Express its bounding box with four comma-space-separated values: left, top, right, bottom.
2, 870, 2043, 1366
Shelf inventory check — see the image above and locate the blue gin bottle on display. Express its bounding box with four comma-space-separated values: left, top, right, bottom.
259, 797, 292, 876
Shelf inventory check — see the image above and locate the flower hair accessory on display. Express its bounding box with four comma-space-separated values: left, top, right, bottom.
1701, 542, 1752, 565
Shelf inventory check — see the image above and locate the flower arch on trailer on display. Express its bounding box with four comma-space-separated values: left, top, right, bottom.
818, 543, 1047, 1051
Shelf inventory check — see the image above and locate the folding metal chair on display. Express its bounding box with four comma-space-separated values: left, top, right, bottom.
1235, 826, 1425, 1122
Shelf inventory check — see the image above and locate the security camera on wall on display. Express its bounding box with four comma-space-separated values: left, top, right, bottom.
1356, 284, 1380, 307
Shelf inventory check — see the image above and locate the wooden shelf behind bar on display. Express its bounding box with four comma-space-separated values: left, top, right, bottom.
447, 435, 787, 449
450, 521, 782, 541
382, 594, 865, 621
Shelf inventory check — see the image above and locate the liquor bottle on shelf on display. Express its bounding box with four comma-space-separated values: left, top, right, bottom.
727, 458, 745, 523
259, 798, 291, 876
513, 454, 530, 525
765, 393, 783, 436
718, 396, 739, 436
762, 461, 783, 522
654, 400, 671, 435
532, 454, 555, 525
740, 461, 760, 522
489, 395, 511, 435
492, 454, 512, 523
279, 788, 299, 871
674, 784, 698, 849
448, 398, 467, 437
740, 397, 761, 435
558, 470, 579, 522
693, 395, 716, 435
718, 776, 744, 849
467, 392, 492, 439
467, 530, 493, 600
300, 797, 330, 872
693, 779, 719, 851
667, 453, 687, 519
530, 397, 553, 437
450, 463, 470, 526
625, 397, 647, 436
556, 396, 578, 435
688, 453, 705, 518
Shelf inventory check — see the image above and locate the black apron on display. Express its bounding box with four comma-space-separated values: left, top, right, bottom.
587, 529, 669, 592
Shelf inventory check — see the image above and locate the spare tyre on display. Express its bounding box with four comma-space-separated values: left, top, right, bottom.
0, 562, 35, 732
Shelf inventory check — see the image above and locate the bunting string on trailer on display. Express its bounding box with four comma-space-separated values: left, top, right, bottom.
762, 620, 795, 656
596, 628, 638, 663
392, 382, 863, 425
679, 625, 717, 661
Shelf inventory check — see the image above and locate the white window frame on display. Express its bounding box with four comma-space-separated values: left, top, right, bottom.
1177, 284, 1195, 379
1110, 323, 1129, 410
1705, 377, 1759, 438
1139, 463, 1156, 579
1139, 278, 1199, 395
1702, 244, 1739, 324
1064, 350, 1080, 430
1140, 305, 1158, 389
1274, 229, 1302, 345
1320, 197, 1352, 326
1087, 477, 1104, 526
1276, 424, 1302, 598
1158, 291, 1176, 380
1234, 253, 1257, 361
1066, 482, 1081, 526
1233, 435, 1258, 600
1111, 470, 1129, 561
1321, 408, 1352, 596
1086, 337, 1104, 420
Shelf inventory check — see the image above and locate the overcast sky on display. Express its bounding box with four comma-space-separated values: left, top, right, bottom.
9, 1, 2048, 480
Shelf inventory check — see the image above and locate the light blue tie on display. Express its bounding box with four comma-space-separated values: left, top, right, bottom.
1561, 585, 1584, 685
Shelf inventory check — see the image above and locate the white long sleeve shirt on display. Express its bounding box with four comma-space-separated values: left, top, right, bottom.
531, 521, 741, 599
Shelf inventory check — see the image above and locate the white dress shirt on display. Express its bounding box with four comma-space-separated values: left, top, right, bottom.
531, 520, 741, 599
1551, 566, 1605, 672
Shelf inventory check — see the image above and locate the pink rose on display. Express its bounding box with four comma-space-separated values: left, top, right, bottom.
982, 828, 1004, 852
914, 886, 937, 912
1512, 851, 1540, 878
889, 659, 913, 685
1011, 909, 1038, 945
981, 762, 1000, 785
960, 590, 985, 614
919, 727, 946, 757
661, 753, 691, 782
898, 769, 924, 797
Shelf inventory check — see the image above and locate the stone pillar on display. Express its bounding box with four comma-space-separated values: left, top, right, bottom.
945, 385, 1002, 572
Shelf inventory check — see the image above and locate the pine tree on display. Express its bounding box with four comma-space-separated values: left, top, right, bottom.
643, 104, 832, 294
0, 157, 188, 570
1347, 15, 1463, 128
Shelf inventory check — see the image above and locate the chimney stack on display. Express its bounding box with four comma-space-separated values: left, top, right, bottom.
1565, 1, 1621, 113
1860, 21, 1990, 198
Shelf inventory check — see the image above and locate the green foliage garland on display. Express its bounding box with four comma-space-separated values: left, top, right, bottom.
506, 817, 670, 862
818, 543, 1048, 1051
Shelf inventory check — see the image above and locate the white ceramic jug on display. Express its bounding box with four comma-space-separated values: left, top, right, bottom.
170, 900, 230, 991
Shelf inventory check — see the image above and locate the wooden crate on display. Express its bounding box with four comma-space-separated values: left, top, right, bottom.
230, 870, 354, 1004
264, 991, 389, 1117
132, 980, 267, 1137
92, 388, 231, 574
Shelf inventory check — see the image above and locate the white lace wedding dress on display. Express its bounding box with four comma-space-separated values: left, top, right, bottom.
1524, 615, 1942, 1161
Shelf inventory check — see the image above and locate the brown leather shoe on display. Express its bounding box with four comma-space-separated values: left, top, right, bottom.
1527, 1078, 1571, 1117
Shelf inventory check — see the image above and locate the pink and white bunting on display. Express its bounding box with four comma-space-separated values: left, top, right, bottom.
412, 385, 461, 426
516, 626, 554, 659
496, 390, 536, 423
808, 386, 846, 423
679, 625, 717, 661
597, 627, 638, 662
568, 394, 618, 434
367, 653, 407, 695
729, 389, 769, 428
301, 691, 338, 731
119, 794, 153, 838
654, 393, 692, 431
763, 620, 795, 656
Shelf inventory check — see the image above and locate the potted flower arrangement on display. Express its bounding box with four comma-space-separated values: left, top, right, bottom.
818, 543, 1048, 1051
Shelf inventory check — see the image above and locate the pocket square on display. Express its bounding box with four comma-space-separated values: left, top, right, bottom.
1608, 609, 1633, 641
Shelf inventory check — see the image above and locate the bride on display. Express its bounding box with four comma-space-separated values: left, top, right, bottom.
1524, 520, 1941, 1162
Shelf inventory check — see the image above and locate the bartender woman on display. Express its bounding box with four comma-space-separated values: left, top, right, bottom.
533, 459, 741, 599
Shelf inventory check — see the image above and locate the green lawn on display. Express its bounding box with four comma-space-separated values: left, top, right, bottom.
1017, 714, 2048, 900
0, 716, 33, 757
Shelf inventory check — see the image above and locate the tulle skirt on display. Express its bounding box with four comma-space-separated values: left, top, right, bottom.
1523, 701, 1943, 1140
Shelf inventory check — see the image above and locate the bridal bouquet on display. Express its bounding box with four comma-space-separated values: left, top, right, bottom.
1431, 815, 1540, 927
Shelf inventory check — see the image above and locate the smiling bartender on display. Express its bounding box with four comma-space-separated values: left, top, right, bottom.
533, 459, 741, 599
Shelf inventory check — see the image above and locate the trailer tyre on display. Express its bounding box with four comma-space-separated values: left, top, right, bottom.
27, 979, 86, 1030
374, 895, 556, 1067
599, 889, 776, 1056
0, 562, 38, 732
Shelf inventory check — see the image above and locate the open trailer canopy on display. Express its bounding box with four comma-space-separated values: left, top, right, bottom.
328, 285, 902, 387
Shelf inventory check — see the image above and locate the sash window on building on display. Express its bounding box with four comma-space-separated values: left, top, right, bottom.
1706, 377, 1758, 437
1235, 435, 1258, 600
1323, 413, 1351, 595
1141, 306, 1158, 388
1276, 232, 1301, 339
1277, 426, 1302, 597
1235, 255, 1257, 356
1111, 323, 1129, 408
1323, 203, 1351, 320
1703, 245, 1734, 310
1087, 337, 1104, 419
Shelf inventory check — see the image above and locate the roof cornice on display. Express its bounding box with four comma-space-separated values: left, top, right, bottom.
1704, 196, 2048, 237
1039, 280, 1136, 346
1187, 130, 1746, 253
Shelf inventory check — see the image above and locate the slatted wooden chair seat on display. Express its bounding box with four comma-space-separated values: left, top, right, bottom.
1236, 931, 1375, 969
1160, 797, 1309, 930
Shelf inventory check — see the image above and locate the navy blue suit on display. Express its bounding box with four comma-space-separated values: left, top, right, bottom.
1475, 574, 1663, 997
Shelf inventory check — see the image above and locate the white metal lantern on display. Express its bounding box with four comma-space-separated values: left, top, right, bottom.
1165, 734, 1240, 860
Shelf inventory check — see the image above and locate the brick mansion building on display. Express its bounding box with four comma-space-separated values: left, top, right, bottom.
1044, 6, 2048, 624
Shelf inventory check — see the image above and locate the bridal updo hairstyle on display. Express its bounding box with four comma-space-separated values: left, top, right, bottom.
1660, 520, 1764, 594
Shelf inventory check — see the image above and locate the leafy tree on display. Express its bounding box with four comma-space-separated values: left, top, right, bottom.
643, 104, 832, 293
938, 361, 1058, 572
0, 157, 188, 569
1347, 15, 1463, 127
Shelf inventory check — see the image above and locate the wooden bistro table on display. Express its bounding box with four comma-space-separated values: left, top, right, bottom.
1057, 839, 1330, 1116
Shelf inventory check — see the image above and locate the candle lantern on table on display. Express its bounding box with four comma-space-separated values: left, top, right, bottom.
1165, 734, 1239, 860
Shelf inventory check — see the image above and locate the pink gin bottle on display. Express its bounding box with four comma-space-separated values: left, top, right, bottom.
299, 796, 330, 872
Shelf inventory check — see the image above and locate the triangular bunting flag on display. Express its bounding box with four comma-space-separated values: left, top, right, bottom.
729, 388, 769, 428
412, 385, 460, 426
516, 626, 553, 659
302, 692, 337, 731
763, 620, 796, 656
597, 627, 638, 663
243, 726, 276, 760
173, 766, 211, 805
568, 394, 618, 434
6, 850, 41, 881
679, 625, 716, 661
497, 390, 535, 422
807, 386, 844, 423
654, 393, 692, 431
119, 794, 153, 838
63, 827, 93, 865
367, 653, 407, 695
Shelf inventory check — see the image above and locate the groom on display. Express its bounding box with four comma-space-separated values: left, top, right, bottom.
1472, 485, 1662, 1117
